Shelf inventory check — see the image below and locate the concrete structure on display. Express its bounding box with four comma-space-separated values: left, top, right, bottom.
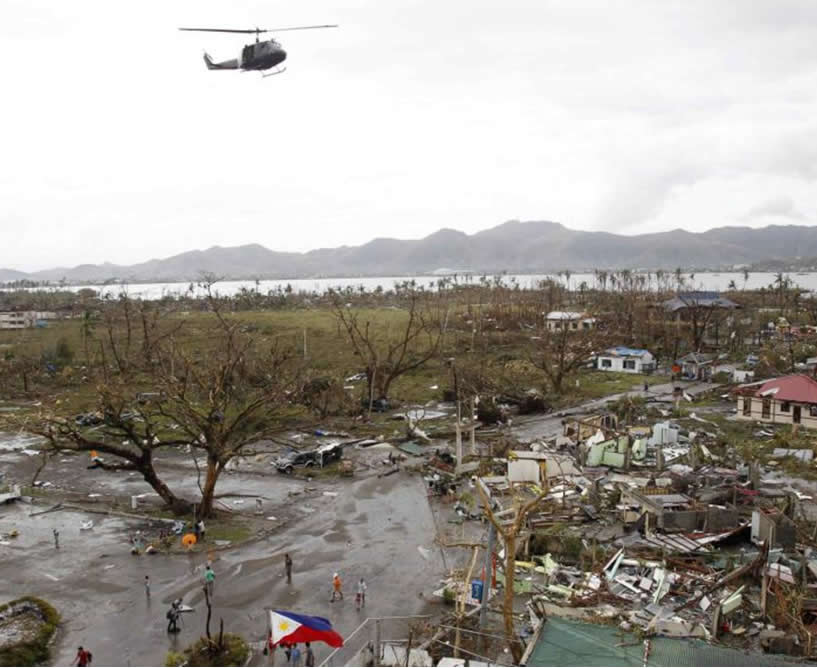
620, 490, 696, 530
596, 346, 655, 374
544, 311, 595, 332
752, 509, 796, 549
508, 451, 580, 485
677, 352, 716, 381
736, 374, 817, 429
713, 363, 754, 383
0, 310, 58, 329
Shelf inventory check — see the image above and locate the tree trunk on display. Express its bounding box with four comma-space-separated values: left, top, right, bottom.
140, 456, 192, 515
502, 533, 523, 664
204, 585, 212, 640
198, 456, 221, 519
379, 374, 394, 403
551, 371, 563, 394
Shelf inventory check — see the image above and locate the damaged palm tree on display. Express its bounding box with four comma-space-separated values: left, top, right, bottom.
475, 479, 548, 663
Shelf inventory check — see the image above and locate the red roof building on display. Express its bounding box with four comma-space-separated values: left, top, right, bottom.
736, 374, 817, 428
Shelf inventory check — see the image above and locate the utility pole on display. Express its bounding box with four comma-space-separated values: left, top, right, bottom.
448, 358, 463, 471
469, 396, 476, 455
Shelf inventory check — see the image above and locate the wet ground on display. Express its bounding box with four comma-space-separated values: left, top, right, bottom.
511, 380, 721, 442
0, 442, 447, 667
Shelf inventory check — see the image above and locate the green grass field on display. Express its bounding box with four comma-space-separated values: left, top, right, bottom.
0, 306, 668, 425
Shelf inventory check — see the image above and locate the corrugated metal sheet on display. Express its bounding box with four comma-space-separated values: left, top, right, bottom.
527, 617, 798, 667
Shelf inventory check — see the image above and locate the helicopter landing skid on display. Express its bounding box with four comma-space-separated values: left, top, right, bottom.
262, 67, 287, 78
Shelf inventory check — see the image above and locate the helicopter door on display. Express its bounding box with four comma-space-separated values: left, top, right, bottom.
241, 43, 255, 67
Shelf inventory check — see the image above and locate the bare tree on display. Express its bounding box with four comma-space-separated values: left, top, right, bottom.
329, 284, 446, 409
530, 320, 605, 394
675, 295, 734, 351
27, 291, 298, 518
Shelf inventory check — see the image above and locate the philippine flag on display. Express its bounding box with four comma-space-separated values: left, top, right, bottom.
269, 610, 345, 648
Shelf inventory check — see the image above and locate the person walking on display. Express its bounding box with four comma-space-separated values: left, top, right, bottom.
356, 577, 367, 609
330, 572, 343, 602
290, 643, 302, 666
197, 519, 206, 542
285, 553, 293, 584
205, 564, 216, 598
144, 575, 151, 598
53, 528, 59, 550
305, 642, 315, 667
72, 645, 92, 666
166, 599, 181, 633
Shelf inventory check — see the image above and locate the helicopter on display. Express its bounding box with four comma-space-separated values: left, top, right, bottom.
178, 25, 338, 77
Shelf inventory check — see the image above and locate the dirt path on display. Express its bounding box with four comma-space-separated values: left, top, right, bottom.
511, 379, 722, 442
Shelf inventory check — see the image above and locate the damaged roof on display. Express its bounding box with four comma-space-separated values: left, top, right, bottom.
663, 292, 740, 312
750, 374, 817, 403
602, 346, 653, 358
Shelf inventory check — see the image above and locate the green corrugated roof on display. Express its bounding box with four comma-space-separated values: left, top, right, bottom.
527, 617, 799, 667
397, 441, 425, 456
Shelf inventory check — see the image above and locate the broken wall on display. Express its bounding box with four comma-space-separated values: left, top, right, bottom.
662, 510, 699, 531
508, 458, 540, 484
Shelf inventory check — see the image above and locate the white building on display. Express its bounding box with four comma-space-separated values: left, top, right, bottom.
0, 311, 58, 329
596, 347, 655, 374
544, 311, 596, 332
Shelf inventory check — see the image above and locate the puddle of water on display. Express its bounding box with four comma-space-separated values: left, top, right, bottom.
0, 431, 45, 452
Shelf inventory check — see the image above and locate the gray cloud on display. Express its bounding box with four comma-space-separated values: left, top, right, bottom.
739, 196, 808, 223
2, 1, 817, 270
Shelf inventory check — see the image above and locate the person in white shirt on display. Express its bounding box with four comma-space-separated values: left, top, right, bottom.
356, 578, 367, 609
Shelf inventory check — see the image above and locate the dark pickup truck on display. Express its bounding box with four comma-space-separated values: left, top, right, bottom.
274, 442, 344, 475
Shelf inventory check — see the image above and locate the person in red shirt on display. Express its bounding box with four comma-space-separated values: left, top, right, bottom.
72, 646, 92, 666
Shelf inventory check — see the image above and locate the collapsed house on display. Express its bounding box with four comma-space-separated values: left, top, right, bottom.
420, 386, 817, 666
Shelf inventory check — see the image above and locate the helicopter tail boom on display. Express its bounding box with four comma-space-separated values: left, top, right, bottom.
203, 53, 239, 70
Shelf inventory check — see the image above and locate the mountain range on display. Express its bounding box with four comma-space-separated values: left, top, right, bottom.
4, 221, 817, 283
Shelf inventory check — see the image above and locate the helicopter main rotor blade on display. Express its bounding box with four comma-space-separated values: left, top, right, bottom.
178, 27, 269, 34
178, 25, 337, 34
265, 24, 338, 32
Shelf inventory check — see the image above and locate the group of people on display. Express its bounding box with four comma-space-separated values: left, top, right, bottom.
285, 554, 368, 609
270, 640, 315, 666
330, 571, 367, 609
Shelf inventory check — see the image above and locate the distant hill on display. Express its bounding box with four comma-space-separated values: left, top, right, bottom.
4, 221, 817, 284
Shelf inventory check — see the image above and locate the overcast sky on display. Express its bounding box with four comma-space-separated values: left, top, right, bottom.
2, 1, 817, 271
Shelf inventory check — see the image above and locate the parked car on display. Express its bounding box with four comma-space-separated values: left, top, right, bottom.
275, 449, 319, 475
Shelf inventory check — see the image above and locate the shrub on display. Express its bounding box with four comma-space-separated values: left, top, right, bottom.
0, 596, 60, 667
165, 650, 185, 666
168, 632, 249, 667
